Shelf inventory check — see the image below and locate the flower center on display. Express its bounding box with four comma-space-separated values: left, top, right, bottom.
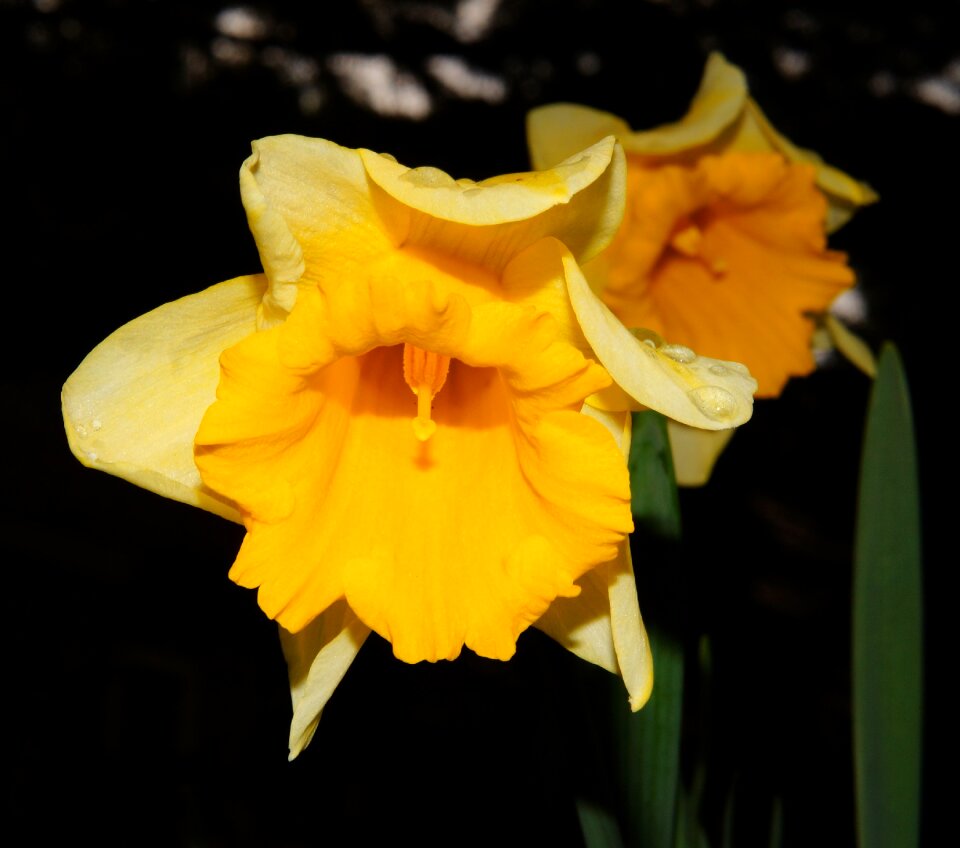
668, 218, 728, 276
402, 343, 451, 441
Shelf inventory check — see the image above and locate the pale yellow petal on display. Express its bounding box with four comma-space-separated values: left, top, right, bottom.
279, 601, 371, 759
619, 51, 747, 155
526, 103, 632, 170
62, 275, 267, 522
359, 138, 626, 273
360, 135, 615, 225
667, 421, 736, 487
526, 52, 876, 233
822, 312, 877, 378
738, 100, 879, 232
526, 55, 746, 164
562, 252, 757, 429
581, 406, 652, 709
580, 402, 631, 458
607, 543, 653, 710
239, 159, 304, 327
536, 407, 652, 709
534, 566, 619, 676
499, 237, 590, 354
535, 541, 653, 711
243, 135, 400, 287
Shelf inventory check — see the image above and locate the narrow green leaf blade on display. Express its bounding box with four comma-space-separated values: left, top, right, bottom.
577, 798, 627, 848
617, 624, 684, 848
769, 797, 784, 848
629, 411, 682, 541
853, 342, 923, 848
617, 411, 684, 848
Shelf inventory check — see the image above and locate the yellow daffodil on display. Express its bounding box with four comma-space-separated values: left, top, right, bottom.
62, 134, 756, 756
527, 52, 876, 484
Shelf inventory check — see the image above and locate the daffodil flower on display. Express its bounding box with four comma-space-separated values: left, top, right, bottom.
527, 52, 876, 484
62, 134, 756, 756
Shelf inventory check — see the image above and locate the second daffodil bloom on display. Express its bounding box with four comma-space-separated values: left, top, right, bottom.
528, 52, 876, 483
62, 134, 756, 756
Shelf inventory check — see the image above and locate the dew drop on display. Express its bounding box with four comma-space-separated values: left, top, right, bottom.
688, 386, 737, 421
709, 364, 728, 376
643, 339, 657, 349
406, 166, 454, 188
83, 449, 98, 461
75, 424, 88, 438
660, 343, 697, 364
92, 418, 102, 431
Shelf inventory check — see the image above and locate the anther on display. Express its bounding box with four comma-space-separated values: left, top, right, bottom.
403, 344, 451, 442
669, 223, 703, 257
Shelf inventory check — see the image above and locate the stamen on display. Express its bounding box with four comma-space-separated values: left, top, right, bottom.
669, 223, 702, 257
669, 221, 728, 278
403, 344, 451, 442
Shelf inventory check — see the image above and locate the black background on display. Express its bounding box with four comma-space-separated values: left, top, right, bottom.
3, 1, 950, 845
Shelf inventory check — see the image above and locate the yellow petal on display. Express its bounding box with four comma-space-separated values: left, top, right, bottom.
279, 600, 370, 759
534, 568, 619, 675
241, 135, 399, 289
239, 159, 304, 327
62, 275, 266, 521
196, 264, 633, 664
534, 405, 653, 710
526, 104, 632, 171
500, 237, 590, 354
738, 99, 878, 231
535, 542, 652, 710
618, 51, 748, 156
525, 52, 876, 232
562, 251, 757, 428
821, 312, 877, 378
359, 136, 626, 272
598, 153, 856, 397
527, 54, 745, 169
361, 135, 614, 224
667, 421, 736, 487
582, 404, 653, 710
608, 543, 653, 710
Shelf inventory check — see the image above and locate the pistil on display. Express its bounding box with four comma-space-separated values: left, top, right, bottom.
403, 344, 451, 442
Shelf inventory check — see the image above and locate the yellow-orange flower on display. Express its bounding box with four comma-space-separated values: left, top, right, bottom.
62, 134, 757, 755
527, 52, 875, 481
194, 255, 633, 666
597, 150, 854, 397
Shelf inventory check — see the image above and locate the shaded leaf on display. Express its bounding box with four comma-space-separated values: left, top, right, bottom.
616, 411, 684, 848
853, 343, 923, 848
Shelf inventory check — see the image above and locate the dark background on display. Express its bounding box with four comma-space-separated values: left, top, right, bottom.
3, 1, 950, 845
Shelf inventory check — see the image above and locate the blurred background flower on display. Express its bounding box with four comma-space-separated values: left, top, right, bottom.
3, 1, 947, 845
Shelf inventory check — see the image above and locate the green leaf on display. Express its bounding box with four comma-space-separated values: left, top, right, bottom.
577, 798, 627, 848
616, 411, 684, 848
853, 343, 923, 848
768, 797, 783, 848
674, 779, 711, 848
616, 623, 684, 848
629, 411, 682, 540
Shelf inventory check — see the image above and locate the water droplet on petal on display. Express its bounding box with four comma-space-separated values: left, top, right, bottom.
92, 418, 102, 431
75, 424, 88, 437
709, 364, 728, 376
688, 386, 738, 422
661, 344, 697, 363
